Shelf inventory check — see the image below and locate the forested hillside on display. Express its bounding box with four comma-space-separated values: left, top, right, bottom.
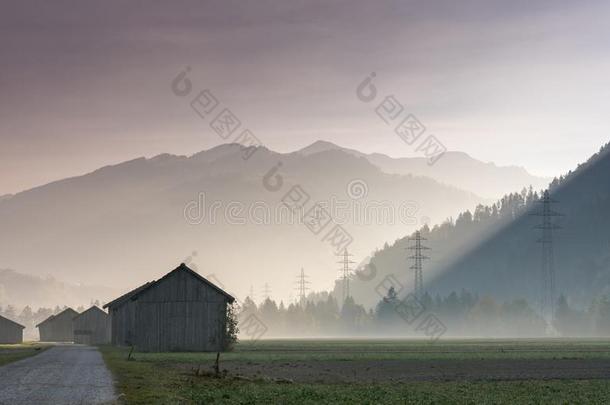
347, 143, 610, 311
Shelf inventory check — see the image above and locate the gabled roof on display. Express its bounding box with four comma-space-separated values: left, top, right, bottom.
103, 281, 154, 309
36, 315, 54, 328
131, 263, 235, 303
36, 308, 79, 328
73, 305, 108, 320
104, 264, 235, 309
0, 314, 25, 329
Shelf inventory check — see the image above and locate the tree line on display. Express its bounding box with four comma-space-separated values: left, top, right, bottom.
237, 289, 610, 338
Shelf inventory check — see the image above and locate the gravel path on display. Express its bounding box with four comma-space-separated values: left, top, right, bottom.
0, 345, 116, 405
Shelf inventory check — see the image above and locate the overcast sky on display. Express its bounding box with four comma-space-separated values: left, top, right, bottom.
1, 0, 609, 195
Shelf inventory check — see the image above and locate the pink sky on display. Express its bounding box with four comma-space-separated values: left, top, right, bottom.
1, 0, 609, 195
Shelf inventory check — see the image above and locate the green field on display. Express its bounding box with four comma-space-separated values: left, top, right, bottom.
100, 339, 610, 404
124, 338, 610, 362
0, 343, 47, 366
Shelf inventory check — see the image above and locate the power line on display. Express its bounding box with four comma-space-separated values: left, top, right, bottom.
336, 249, 355, 302
261, 283, 272, 301
407, 230, 430, 300
295, 268, 311, 304
248, 285, 256, 303
530, 190, 562, 323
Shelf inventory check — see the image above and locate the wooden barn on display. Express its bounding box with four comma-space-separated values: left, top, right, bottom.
73, 306, 111, 345
0, 314, 25, 344
104, 263, 235, 352
37, 308, 79, 342
103, 281, 153, 348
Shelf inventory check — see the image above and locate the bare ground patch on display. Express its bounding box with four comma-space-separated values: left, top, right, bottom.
179, 358, 610, 383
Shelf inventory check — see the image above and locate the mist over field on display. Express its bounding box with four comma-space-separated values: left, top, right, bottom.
1, 0, 610, 344
1, 142, 610, 342
4, 2, 610, 404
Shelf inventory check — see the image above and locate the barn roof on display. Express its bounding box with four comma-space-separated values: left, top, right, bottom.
0, 314, 25, 329
36, 314, 55, 327
103, 281, 154, 309
104, 264, 235, 308
36, 307, 79, 328
144, 263, 234, 302
74, 305, 108, 320
135, 263, 235, 303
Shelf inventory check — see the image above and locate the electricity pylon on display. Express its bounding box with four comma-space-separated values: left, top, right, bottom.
295, 268, 310, 304
408, 231, 430, 300
261, 283, 272, 301
530, 190, 562, 323
337, 249, 355, 302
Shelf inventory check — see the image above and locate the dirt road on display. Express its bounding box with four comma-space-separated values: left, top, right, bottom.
0, 345, 116, 405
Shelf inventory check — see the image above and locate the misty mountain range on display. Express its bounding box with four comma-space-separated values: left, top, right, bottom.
0, 140, 498, 304
299, 141, 550, 199
0, 268, 118, 309
0, 142, 498, 306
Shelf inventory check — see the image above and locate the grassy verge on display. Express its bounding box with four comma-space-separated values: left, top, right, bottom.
100, 343, 610, 404
0, 342, 48, 366
100, 345, 188, 404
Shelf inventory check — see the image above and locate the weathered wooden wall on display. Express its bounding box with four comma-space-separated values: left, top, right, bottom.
134, 270, 227, 352
38, 309, 78, 342
0, 316, 23, 344
74, 307, 110, 345
110, 299, 137, 346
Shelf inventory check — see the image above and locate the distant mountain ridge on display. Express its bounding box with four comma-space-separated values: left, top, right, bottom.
299, 140, 550, 199
0, 143, 485, 306
0, 268, 118, 309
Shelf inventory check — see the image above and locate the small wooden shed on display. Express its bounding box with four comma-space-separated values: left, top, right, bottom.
37, 308, 79, 342
104, 263, 235, 352
0, 314, 25, 344
73, 306, 111, 345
